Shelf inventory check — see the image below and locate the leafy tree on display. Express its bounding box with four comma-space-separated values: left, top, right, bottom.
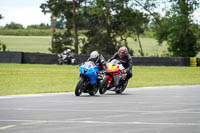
54, 19, 65, 29
40, 0, 151, 56
4, 22, 24, 29
49, 29, 73, 53
41, 0, 73, 53
121, 9, 149, 56
41, 0, 84, 54
143, 0, 200, 57
153, 14, 199, 57
81, 0, 136, 55
81, 0, 150, 56
0, 14, 7, 51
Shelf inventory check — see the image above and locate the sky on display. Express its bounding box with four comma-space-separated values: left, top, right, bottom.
0, 0, 50, 27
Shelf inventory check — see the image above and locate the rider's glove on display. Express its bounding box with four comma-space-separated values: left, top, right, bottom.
122, 69, 127, 74
102, 62, 106, 66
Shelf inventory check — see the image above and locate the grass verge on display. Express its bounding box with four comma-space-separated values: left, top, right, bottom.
0, 64, 200, 96
1, 35, 200, 57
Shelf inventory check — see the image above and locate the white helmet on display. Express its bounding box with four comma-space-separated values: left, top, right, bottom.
66, 49, 71, 53
90, 51, 100, 63
64, 49, 71, 54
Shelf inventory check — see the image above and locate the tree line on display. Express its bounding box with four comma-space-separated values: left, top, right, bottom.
0, 22, 51, 30
40, 0, 200, 57
1, 0, 200, 57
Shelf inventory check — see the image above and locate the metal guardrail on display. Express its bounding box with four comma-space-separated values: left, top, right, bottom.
0, 52, 197, 66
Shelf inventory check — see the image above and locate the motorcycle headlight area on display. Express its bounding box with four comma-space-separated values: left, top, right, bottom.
80, 66, 86, 74
80, 66, 96, 74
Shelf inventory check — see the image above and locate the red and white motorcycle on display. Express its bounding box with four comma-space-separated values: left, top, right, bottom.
99, 59, 128, 94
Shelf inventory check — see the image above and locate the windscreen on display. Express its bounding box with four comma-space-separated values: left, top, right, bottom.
84, 61, 95, 69
110, 59, 120, 66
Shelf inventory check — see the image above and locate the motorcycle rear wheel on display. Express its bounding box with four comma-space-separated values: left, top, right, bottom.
99, 78, 108, 94
75, 77, 84, 96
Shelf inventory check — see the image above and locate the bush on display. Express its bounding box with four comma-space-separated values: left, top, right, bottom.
0, 40, 7, 51
49, 30, 73, 53
0, 29, 51, 36
4, 22, 24, 29
27, 23, 51, 30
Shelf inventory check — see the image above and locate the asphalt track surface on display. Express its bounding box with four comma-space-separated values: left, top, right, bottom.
0, 85, 200, 133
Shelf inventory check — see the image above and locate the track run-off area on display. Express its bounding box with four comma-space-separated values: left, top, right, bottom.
0, 85, 200, 133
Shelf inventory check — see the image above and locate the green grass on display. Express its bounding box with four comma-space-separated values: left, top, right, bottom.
0, 64, 79, 96
0, 35, 166, 56
130, 66, 200, 88
0, 36, 51, 53
1, 35, 200, 57
127, 37, 168, 56
0, 63, 200, 96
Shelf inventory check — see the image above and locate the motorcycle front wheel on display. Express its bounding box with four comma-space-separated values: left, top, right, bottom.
75, 77, 84, 96
57, 58, 63, 65
99, 78, 108, 94
116, 80, 128, 94
89, 86, 98, 96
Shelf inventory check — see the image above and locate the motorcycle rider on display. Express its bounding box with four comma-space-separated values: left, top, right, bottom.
87, 51, 106, 71
63, 49, 73, 57
62, 49, 75, 64
108, 46, 133, 82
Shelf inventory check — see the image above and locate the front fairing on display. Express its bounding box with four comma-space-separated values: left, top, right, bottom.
106, 63, 119, 73
106, 59, 123, 87
79, 62, 99, 85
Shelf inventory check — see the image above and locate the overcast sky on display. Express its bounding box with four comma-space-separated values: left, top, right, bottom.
0, 0, 199, 28
0, 0, 50, 27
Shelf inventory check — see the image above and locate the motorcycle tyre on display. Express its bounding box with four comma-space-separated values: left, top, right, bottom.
75, 77, 84, 96
57, 59, 63, 65
89, 87, 98, 96
99, 78, 108, 94
116, 80, 128, 94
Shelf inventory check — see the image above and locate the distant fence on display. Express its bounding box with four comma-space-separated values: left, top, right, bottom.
0, 51, 193, 66
23, 52, 57, 64
132, 57, 190, 66
0, 52, 23, 63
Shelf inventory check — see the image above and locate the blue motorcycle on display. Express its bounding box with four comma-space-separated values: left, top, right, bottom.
75, 61, 103, 96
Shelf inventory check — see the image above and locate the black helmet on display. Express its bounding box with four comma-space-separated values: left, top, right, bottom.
90, 51, 100, 63
118, 46, 128, 58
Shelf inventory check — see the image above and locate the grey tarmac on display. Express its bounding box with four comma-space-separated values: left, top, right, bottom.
0, 85, 200, 133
